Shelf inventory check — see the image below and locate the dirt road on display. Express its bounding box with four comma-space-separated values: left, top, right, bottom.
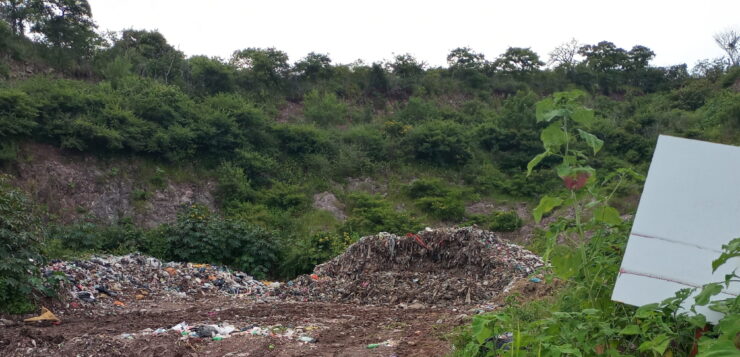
1, 298, 469, 357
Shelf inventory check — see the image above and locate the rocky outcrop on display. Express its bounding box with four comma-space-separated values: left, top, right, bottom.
6, 143, 215, 227
312, 191, 347, 221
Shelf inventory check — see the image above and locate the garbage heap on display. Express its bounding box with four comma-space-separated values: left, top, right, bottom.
279, 227, 544, 305
45, 254, 269, 305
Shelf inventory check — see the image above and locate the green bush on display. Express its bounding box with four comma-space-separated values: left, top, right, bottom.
215, 162, 256, 207
488, 211, 523, 232
303, 89, 347, 126
0, 175, 44, 313
342, 193, 422, 236
259, 181, 309, 212
273, 124, 336, 157
395, 97, 440, 123
403, 120, 472, 166
280, 232, 357, 278
403, 178, 450, 199
52, 220, 147, 255
415, 196, 465, 221
0, 88, 38, 138
164, 204, 279, 279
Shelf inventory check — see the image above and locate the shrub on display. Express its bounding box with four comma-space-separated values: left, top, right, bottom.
259, 181, 309, 212
403, 178, 450, 199
0, 89, 38, 138
303, 89, 347, 126
395, 97, 440, 123
164, 204, 279, 279
52, 220, 147, 255
342, 193, 422, 236
0, 175, 44, 313
280, 232, 357, 278
415, 196, 465, 221
215, 162, 255, 207
403, 120, 472, 166
488, 211, 523, 232
273, 124, 336, 157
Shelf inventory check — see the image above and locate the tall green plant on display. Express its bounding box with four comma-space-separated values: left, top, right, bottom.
0, 174, 44, 313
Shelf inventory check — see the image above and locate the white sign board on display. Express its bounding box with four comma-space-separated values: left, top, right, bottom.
612, 135, 740, 322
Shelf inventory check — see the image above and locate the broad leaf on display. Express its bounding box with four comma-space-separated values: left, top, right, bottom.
527, 151, 550, 176
638, 334, 671, 355
541, 123, 568, 151
577, 129, 603, 154
695, 340, 740, 357
619, 325, 641, 335
533, 196, 563, 223
593, 205, 621, 225
571, 108, 595, 127
712, 237, 740, 272
694, 283, 723, 306
535, 98, 555, 122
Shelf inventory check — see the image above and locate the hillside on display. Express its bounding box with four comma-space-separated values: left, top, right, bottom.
2, 3, 740, 356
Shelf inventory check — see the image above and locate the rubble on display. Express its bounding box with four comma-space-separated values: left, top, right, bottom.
44, 253, 269, 305
278, 227, 544, 305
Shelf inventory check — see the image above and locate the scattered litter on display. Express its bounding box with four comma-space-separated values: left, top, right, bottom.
23, 307, 60, 323
298, 336, 316, 343
529, 277, 542, 283
367, 340, 395, 349
279, 227, 543, 305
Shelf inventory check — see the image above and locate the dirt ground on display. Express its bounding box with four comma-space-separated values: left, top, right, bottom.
0, 297, 472, 357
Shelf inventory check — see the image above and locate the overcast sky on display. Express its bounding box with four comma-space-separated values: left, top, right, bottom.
87, 0, 740, 68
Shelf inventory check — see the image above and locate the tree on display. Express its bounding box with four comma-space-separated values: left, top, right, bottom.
548, 38, 581, 69
293, 52, 333, 81
625, 45, 655, 71
231, 47, 289, 87
29, 0, 97, 54
578, 41, 628, 72
447, 47, 486, 70
714, 29, 740, 68
367, 62, 389, 96
493, 47, 544, 73
107, 30, 185, 84
389, 53, 425, 78
0, 0, 31, 36
187, 56, 235, 96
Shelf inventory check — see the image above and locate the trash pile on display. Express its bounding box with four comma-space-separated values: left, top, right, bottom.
278, 227, 544, 305
44, 254, 269, 305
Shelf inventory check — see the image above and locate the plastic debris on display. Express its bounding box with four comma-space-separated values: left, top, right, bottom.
76, 291, 95, 303
194, 325, 219, 338
23, 307, 60, 323
298, 336, 316, 343
279, 227, 544, 305
529, 277, 542, 283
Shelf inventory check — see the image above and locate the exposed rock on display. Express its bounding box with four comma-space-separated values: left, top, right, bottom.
5, 142, 215, 227
312, 192, 347, 221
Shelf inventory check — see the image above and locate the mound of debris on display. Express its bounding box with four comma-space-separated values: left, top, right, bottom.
44, 254, 269, 306
278, 227, 544, 305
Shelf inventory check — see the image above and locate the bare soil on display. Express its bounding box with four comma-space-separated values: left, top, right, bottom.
0, 297, 470, 357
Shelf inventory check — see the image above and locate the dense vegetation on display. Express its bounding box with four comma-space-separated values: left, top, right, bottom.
1, 3, 740, 353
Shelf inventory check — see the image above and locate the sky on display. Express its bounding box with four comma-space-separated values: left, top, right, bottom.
87, 0, 740, 68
